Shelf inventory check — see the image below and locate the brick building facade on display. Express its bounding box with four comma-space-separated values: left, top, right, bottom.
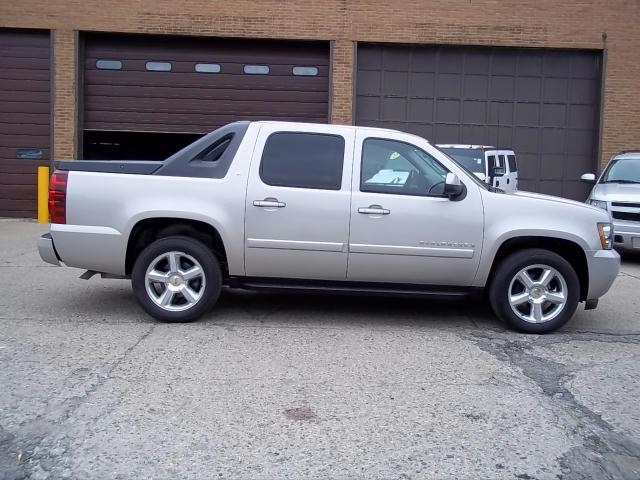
1, 0, 639, 214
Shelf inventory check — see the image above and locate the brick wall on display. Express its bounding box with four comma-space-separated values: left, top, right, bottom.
1, 0, 639, 166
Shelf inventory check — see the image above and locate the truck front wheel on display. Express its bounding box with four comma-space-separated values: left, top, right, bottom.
489, 248, 580, 333
131, 236, 222, 322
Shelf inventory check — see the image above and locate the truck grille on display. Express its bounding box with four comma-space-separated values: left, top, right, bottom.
611, 211, 640, 222
612, 201, 640, 208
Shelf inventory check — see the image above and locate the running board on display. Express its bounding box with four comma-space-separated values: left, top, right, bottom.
230, 277, 477, 299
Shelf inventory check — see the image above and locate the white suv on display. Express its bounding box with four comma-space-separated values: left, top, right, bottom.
437, 145, 518, 192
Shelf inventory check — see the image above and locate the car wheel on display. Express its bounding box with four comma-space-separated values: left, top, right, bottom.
131, 236, 222, 322
489, 248, 579, 333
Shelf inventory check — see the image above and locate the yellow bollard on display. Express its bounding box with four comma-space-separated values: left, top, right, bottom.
37, 166, 50, 223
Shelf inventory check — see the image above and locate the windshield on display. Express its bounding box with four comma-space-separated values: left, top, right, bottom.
439, 148, 485, 174
601, 158, 640, 184
433, 146, 498, 192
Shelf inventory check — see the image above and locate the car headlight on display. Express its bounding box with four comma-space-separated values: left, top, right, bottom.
588, 199, 608, 210
597, 222, 613, 250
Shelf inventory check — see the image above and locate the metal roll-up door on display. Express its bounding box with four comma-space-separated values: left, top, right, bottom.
356, 44, 602, 200
82, 33, 329, 159
0, 29, 51, 217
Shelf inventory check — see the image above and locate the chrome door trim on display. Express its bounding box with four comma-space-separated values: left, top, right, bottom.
349, 243, 475, 258
247, 238, 345, 252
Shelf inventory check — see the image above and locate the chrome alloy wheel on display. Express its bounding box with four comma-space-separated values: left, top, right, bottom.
145, 251, 206, 312
508, 264, 568, 324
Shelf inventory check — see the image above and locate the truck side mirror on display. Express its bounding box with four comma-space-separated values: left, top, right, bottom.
444, 173, 464, 199
580, 173, 596, 184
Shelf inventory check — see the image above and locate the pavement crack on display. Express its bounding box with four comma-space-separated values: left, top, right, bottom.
466, 331, 640, 479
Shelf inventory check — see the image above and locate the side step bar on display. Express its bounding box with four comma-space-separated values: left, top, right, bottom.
229, 277, 478, 299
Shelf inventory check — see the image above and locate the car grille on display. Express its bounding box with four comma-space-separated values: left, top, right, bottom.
611, 211, 640, 222
612, 201, 640, 208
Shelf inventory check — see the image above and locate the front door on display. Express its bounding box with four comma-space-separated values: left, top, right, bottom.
347, 131, 484, 286
244, 124, 355, 280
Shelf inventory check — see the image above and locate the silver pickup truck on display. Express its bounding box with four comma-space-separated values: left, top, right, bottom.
38, 121, 620, 333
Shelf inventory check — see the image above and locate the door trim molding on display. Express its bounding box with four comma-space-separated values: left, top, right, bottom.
247, 238, 345, 252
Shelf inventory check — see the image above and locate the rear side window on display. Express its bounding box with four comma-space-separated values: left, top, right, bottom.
260, 132, 345, 190
497, 155, 505, 168
508, 154, 517, 172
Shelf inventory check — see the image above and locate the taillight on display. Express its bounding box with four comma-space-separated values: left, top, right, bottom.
48, 170, 68, 224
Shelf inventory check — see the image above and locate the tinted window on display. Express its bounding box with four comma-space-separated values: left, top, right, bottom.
260, 133, 344, 190
507, 154, 517, 172
96, 59, 122, 70
497, 155, 505, 168
361, 138, 448, 196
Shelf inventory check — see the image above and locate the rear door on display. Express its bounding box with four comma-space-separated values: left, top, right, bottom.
244, 124, 355, 280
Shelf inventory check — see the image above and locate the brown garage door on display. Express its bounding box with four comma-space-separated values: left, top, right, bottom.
356, 44, 602, 200
82, 33, 329, 159
0, 29, 50, 218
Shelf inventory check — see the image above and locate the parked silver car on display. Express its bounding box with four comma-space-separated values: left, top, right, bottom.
582, 151, 640, 251
38, 121, 619, 333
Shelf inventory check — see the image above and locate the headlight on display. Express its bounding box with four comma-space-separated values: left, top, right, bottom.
597, 223, 613, 250
588, 199, 607, 210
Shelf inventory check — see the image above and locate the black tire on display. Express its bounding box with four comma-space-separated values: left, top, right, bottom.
489, 248, 580, 334
131, 236, 222, 322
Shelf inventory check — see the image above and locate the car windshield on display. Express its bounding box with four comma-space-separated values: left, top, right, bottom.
601, 158, 640, 184
439, 148, 485, 174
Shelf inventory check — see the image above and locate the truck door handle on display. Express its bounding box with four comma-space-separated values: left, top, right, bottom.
253, 198, 286, 208
358, 205, 390, 215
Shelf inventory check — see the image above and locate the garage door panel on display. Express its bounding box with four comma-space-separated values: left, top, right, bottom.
85, 84, 328, 103
381, 97, 406, 121
0, 184, 37, 200
515, 103, 540, 126
461, 125, 486, 144
463, 75, 488, 99
0, 100, 50, 114
488, 102, 513, 125
516, 77, 541, 101
356, 70, 381, 96
437, 74, 462, 98
408, 73, 434, 97
382, 71, 408, 96
356, 96, 380, 121
0, 121, 50, 136
0, 156, 50, 171
408, 98, 432, 122
490, 77, 515, 101
84, 70, 328, 91
85, 96, 328, 117
541, 104, 566, 127
0, 133, 49, 149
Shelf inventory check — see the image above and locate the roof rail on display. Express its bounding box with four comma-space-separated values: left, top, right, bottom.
616, 149, 640, 155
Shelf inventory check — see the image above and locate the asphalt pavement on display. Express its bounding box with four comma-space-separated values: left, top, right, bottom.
1, 219, 639, 480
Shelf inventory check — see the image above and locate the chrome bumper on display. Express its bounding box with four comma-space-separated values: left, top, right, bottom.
38, 233, 61, 266
585, 249, 620, 300
613, 220, 640, 250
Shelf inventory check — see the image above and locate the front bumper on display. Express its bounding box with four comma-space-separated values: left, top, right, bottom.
612, 220, 640, 250
38, 233, 61, 266
585, 249, 620, 300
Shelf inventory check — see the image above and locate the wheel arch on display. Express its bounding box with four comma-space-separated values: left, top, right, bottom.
125, 217, 229, 278
483, 236, 589, 301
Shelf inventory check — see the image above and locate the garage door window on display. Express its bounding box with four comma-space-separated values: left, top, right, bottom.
260, 132, 344, 190
96, 59, 122, 70
195, 63, 221, 73
244, 65, 269, 75
292, 66, 319, 76
146, 61, 172, 72
361, 138, 448, 196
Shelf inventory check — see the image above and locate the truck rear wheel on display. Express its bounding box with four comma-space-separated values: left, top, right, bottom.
131, 236, 222, 322
489, 248, 579, 333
